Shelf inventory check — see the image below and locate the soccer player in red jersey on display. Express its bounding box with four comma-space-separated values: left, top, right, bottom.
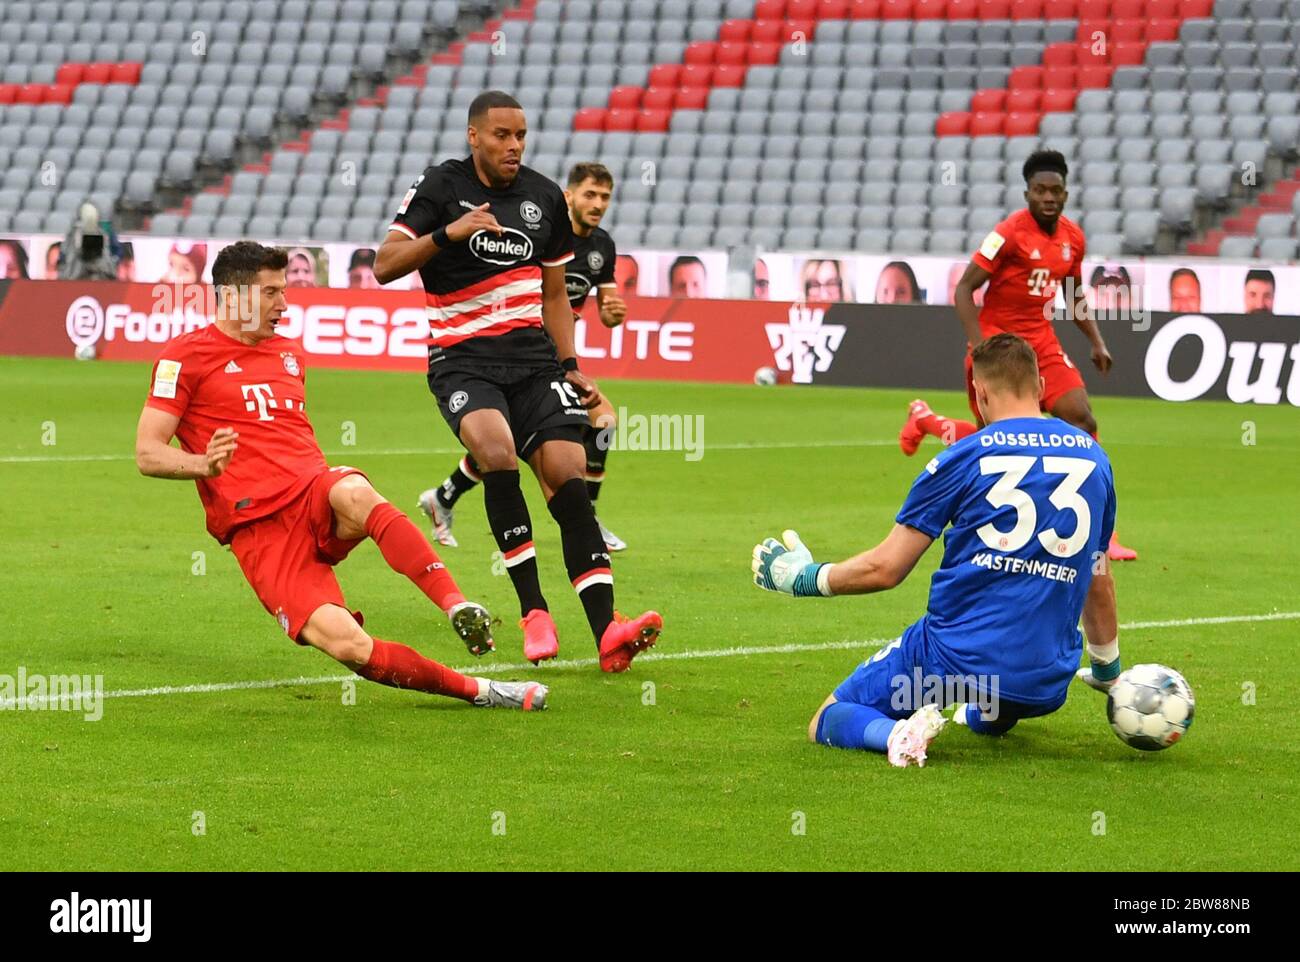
898, 150, 1137, 561
134, 241, 548, 711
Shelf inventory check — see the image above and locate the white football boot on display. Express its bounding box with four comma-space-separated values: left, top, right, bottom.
417, 488, 458, 548
886, 704, 947, 768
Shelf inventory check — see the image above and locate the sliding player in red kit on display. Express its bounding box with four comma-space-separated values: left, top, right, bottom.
898, 150, 1137, 561
134, 241, 547, 711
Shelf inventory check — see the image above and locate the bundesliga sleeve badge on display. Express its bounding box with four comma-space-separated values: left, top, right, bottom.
152, 359, 182, 398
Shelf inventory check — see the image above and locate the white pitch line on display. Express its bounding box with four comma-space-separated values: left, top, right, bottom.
3, 610, 1296, 711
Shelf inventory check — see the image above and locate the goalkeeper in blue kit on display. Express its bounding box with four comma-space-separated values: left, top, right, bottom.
752, 334, 1123, 767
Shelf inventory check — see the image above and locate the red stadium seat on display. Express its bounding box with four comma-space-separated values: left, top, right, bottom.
945, 0, 978, 17
1009, 65, 1045, 89
0, 84, 17, 104
608, 86, 642, 109
1040, 88, 1078, 111
680, 64, 714, 87
914, 0, 950, 18
17, 84, 46, 103
1042, 0, 1077, 17
970, 88, 1007, 111
1006, 89, 1042, 111
605, 109, 638, 132
754, 0, 788, 17
1042, 43, 1076, 66
848, 0, 882, 17
55, 63, 84, 85
978, 0, 1013, 19
719, 20, 752, 42
751, 20, 784, 43
46, 84, 74, 104
648, 64, 682, 88
1110, 19, 1145, 42
1075, 40, 1107, 65
817, 0, 851, 17
970, 112, 1005, 136
684, 42, 717, 65
113, 62, 142, 84
787, 19, 817, 39
1110, 0, 1143, 17
1042, 66, 1076, 88
1149, 0, 1179, 16
674, 87, 709, 110
1076, 64, 1113, 87
635, 109, 670, 133
880, 0, 913, 20
1179, 0, 1213, 16
713, 64, 748, 86
1004, 111, 1041, 136
642, 86, 676, 110
787, 0, 820, 17
935, 111, 971, 136
1010, 0, 1044, 18
81, 62, 112, 83
1111, 41, 1148, 66
717, 42, 749, 65
747, 42, 782, 65
1145, 19, 1179, 42
1075, 20, 1106, 45
573, 108, 606, 131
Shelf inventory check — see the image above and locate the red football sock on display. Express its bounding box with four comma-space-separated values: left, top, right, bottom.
917, 412, 978, 445
355, 638, 479, 702
365, 502, 465, 612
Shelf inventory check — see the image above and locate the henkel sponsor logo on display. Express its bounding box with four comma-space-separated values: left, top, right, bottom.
764, 304, 846, 384
469, 228, 534, 266
1144, 314, 1300, 406
574, 318, 694, 362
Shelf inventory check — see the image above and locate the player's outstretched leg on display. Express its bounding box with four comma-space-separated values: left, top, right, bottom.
331, 474, 495, 657
417, 454, 483, 548
302, 605, 546, 710
533, 439, 660, 672
899, 398, 978, 455
810, 696, 946, 768
1050, 389, 1137, 561
585, 403, 625, 551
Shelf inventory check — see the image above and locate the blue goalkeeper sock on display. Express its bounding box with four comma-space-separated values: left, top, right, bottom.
815, 702, 897, 753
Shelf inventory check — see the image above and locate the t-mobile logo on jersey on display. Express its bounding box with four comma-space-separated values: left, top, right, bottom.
241, 383, 277, 421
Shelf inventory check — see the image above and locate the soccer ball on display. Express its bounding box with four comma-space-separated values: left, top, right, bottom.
74, 343, 98, 361
753, 366, 778, 386
1106, 664, 1195, 751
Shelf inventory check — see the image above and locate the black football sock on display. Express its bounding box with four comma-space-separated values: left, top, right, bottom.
482, 469, 547, 617
583, 423, 608, 503
547, 477, 614, 643
436, 455, 482, 509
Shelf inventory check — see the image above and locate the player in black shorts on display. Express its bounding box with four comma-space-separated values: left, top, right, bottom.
420, 162, 630, 551
374, 91, 660, 672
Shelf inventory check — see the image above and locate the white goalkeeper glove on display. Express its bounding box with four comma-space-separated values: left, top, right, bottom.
751, 529, 834, 597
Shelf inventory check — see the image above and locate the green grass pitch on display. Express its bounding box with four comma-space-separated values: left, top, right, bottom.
1, 355, 1297, 871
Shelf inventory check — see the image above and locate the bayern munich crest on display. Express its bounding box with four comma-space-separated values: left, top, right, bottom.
520, 200, 542, 224
281, 352, 300, 376
1061, 242, 1071, 259
587, 250, 604, 272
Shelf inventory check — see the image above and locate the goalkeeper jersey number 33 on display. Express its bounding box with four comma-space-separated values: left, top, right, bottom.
893, 416, 1117, 705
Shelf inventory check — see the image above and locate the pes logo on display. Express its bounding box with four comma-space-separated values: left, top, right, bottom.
469, 228, 534, 266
